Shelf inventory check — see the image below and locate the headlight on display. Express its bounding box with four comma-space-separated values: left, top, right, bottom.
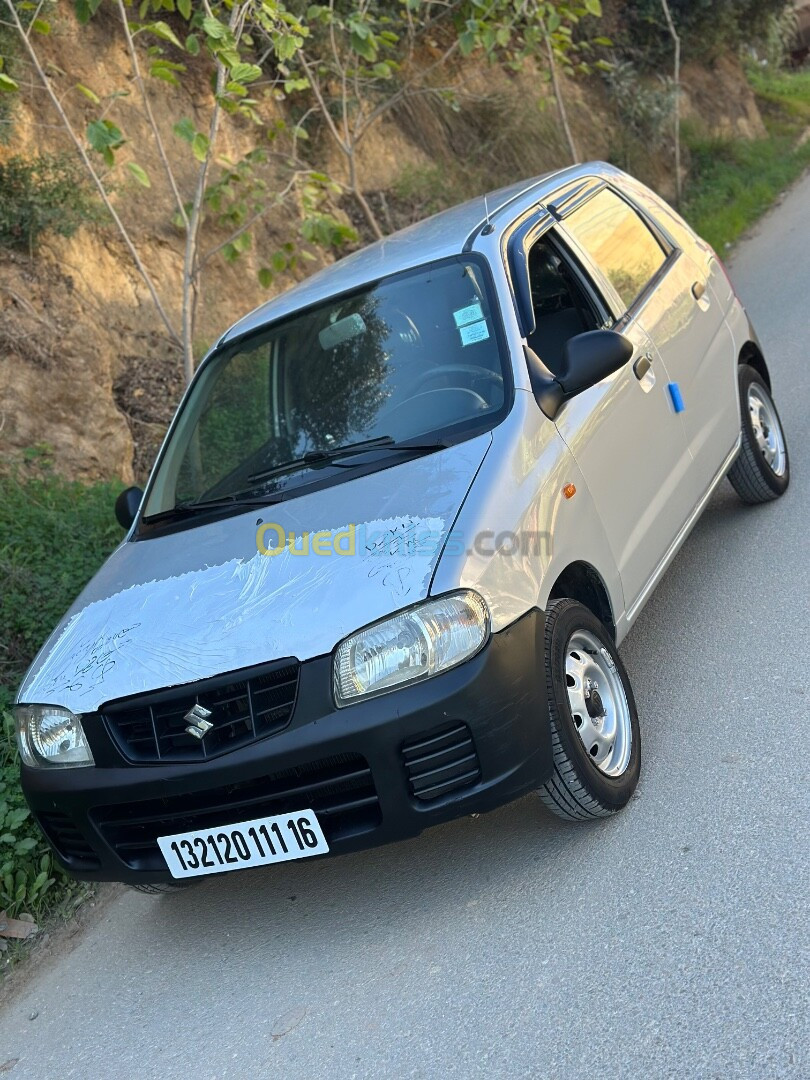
13, 705, 94, 769
334, 590, 490, 707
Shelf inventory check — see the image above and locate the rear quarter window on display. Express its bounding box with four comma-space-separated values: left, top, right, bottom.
564, 188, 668, 311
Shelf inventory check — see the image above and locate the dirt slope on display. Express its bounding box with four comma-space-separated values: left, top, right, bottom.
0, 9, 765, 482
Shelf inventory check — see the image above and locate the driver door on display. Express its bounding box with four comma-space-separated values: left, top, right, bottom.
534, 190, 694, 613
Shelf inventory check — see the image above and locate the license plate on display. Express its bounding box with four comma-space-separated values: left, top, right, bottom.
157, 809, 329, 879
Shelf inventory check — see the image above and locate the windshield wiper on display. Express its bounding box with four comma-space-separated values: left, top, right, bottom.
144, 491, 283, 523
145, 437, 449, 524
247, 435, 446, 485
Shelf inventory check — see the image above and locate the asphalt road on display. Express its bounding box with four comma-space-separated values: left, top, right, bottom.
2, 175, 809, 1080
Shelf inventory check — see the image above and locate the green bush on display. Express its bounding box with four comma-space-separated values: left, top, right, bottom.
0, 453, 123, 920
0, 154, 100, 255
681, 68, 810, 251
603, 0, 790, 67
0, 716, 84, 921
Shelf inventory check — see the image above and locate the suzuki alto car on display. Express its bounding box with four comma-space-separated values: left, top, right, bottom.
14, 162, 790, 890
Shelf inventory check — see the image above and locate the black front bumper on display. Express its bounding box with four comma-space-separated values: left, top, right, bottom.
22, 609, 551, 884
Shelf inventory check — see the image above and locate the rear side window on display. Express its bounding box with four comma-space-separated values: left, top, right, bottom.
564, 188, 667, 312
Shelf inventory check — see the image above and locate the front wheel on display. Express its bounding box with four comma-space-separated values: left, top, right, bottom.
727, 364, 790, 504
128, 882, 193, 895
539, 599, 640, 821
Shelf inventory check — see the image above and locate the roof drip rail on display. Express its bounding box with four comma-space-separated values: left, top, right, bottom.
547, 179, 606, 220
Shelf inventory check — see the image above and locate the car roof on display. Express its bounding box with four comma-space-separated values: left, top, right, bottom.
219, 162, 617, 345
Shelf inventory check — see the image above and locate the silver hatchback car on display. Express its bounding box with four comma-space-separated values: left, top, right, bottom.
15, 162, 789, 888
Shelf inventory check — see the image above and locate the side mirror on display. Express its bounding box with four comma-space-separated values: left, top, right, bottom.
115, 486, 143, 530
524, 331, 633, 421
559, 330, 634, 397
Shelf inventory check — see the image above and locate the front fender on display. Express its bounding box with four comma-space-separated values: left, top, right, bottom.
430, 390, 625, 638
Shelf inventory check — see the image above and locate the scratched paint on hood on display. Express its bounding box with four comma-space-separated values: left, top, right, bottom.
18, 436, 490, 712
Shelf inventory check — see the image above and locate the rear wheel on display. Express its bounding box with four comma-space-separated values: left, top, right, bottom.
539, 599, 640, 821
727, 364, 789, 504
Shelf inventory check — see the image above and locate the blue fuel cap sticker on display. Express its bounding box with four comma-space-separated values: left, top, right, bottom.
668, 382, 685, 413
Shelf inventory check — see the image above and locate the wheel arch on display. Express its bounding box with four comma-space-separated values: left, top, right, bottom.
546, 561, 616, 641
739, 339, 771, 390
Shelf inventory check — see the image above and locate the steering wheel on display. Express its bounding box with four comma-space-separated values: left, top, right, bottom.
381, 387, 491, 436
386, 309, 422, 348
412, 364, 504, 395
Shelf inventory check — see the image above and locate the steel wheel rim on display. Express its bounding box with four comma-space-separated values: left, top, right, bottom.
748, 385, 786, 477
564, 630, 631, 777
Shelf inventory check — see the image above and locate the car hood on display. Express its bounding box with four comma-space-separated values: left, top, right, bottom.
18, 436, 491, 713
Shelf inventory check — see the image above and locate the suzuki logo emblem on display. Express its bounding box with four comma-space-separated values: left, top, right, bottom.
184, 703, 214, 740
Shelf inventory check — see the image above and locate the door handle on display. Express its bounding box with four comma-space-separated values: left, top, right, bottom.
692, 280, 706, 300
633, 352, 653, 380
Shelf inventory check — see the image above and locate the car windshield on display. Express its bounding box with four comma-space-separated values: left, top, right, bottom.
143, 256, 508, 518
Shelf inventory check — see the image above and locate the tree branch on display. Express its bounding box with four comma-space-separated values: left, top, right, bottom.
660, 0, 682, 206
116, 0, 188, 229
197, 170, 306, 270
1, 0, 181, 346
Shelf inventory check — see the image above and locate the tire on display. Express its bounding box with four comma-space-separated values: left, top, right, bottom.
539, 599, 640, 821
727, 364, 790, 504
128, 882, 193, 895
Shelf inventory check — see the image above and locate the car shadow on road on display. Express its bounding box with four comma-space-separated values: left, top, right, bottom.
143, 791, 619, 954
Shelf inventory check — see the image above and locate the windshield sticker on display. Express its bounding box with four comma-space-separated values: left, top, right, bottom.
453, 301, 484, 328
459, 319, 490, 347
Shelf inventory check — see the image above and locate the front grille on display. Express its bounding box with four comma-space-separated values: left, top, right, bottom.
103, 660, 299, 763
37, 811, 100, 870
401, 722, 482, 802
93, 753, 380, 870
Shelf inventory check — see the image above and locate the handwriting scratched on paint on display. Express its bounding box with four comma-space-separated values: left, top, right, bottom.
40, 623, 142, 697
364, 520, 422, 600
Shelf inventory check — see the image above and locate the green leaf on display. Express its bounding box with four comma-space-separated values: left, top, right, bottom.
202, 16, 227, 40
274, 31, 302, 63
74, 0, 102, 25
283, 76, 309, 93
350, 31, 376, 62
185, 33, 200, 56
76, 83, 100, 104
173, 117, 196, 143
191, 132, 209, 162
458, 30, 477, 56
142, 20, 183, 48
177, 0, 191, 19
258, 267, 273, 288
0, 73, 18, 93
271, 250, 287, 273
32, 18, 51, 34
150, 59, 186, 85
87, 119, 125, 152
584, 0, 602, 14
127, 161, 151, 187
229, 62, 262, 85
